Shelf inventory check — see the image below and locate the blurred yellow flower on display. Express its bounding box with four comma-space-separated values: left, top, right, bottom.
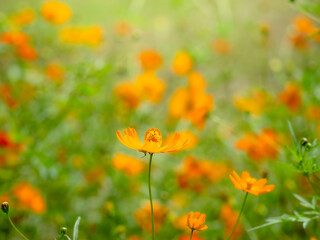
112, 153, 145, 176
10, 8, 35, 26
60, 26, 103, 45
278, 82, 302, 112
41, 1, 72, 24
172, 51, 193, 75
116, 128, 190, 154
230, 171, 275, 196
13, 182, 46, 214
135, 202, 167, 233
187, 211, 208, 231
233, 90, 270, 115
139, 50, 162, 71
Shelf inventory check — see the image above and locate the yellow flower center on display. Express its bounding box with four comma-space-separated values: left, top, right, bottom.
146, 130, 162, 143
246, 177, 256, 189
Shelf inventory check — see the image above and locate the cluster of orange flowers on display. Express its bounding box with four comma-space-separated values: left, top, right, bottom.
169, 71, 214, 129
236, 129, 281, 162
290, 16, 320, 49
177, 156, 228, 192
115, 50, 165, 110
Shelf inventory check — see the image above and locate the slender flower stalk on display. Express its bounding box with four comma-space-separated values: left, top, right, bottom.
2, 202, 29, 240
226, 192, 248, 240
148, 153, 155, 240
189, 229, 194, 240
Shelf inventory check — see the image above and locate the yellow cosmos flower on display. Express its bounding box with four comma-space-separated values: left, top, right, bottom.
116, 128, 190, 154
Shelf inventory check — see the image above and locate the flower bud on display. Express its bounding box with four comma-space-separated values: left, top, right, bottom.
60, 227, 67, 235
305, 142, 312, 151
1, 202, 9, 214
300, 137, 308, 146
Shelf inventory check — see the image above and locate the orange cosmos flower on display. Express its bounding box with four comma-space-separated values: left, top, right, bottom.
112, 153, 145, 176
116, 128, 190, 154
12, 182, 46, 214
45, 62, 65, 83
41, 1, 72, 24
236, 129, 280, 162
134, 202, 167, 233
220, 204, 243, 240
10, 8, 35, 26
278, 82, 302, 112
179, 234, 204, 240
164, 131, 198, 150
139, 50, 163, 71
212, 38, 231, 55
187, 211, 208, 231
229, 171, 275, 196
172, 51, 193, 75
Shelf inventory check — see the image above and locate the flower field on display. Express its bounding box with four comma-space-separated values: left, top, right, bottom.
0, 0, 320, 239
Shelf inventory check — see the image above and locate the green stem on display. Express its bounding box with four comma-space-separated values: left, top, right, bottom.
226, 192, 248, 240
148, 153, 155, 240
190, 229, 194, 240
7, 214, 29, 240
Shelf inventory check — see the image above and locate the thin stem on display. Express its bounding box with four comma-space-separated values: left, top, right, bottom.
189, 229, 194, 240
226, 192, 248, 240
7, 214, 29, 240
148, 153, 155, 240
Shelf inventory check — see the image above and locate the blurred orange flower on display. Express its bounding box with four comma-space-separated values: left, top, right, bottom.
0, 31, 29, 47
177, 156, 228, 192
135, 71, 166, 103
278, 82, 302, 112
172, 51, 193, 75
135, 202, 167, 233
85, 167, 105, 183
128, 236, 144, 240
114, 21, 132, 36
233, 90, 270, 115
236, 129, 280, 162
179, 234, 204, 240
45, 62, 65, 83
10, 8, 35, 26
212, 38, 231, 55
41, 1, 72, 24
13, 182, 46, 214
173, 213, 189, 231
116, 128, 190, 154
60, 26, 103, 45
187, 211, 208, 231
0, 84, 19, 110
112, 153, 145, 176
16, 44, 38, 61
139, 50, 163, 71
230, 171, 275, 196
169, 72, 214, 129
221, 204, 243, 239
114, 81, 141, 109
306, 105, 320, 121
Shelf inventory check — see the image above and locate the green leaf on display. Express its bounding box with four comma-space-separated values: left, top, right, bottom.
294, 194, 315, 209
73, 217, 81, 240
